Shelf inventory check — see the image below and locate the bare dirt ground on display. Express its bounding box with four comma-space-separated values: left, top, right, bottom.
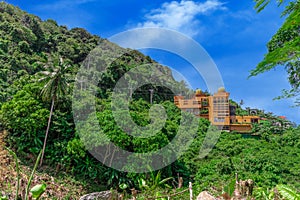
0, 131, 86, 200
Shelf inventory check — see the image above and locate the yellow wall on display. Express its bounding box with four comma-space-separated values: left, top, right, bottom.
235, 116, 260, 123
230, 124, 252, 132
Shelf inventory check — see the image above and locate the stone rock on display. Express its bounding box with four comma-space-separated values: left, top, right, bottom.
197, 191, 216, 200
79, 191, 112, 200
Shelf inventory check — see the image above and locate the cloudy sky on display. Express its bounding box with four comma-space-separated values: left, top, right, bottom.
5, 0, 300, 124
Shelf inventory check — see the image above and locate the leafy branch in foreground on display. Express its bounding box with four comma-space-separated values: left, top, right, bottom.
250, 0, 300, 105
276, 184, 300, 200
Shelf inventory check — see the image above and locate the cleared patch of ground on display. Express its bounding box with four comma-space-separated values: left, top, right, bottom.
0, 131, 88, 200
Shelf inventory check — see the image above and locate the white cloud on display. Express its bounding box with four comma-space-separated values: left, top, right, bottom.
136, 0, 226, 37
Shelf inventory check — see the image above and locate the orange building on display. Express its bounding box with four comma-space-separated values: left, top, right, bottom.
174, 87, 260, 132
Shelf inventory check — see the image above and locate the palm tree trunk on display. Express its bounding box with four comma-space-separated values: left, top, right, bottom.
39, 97, 55, 167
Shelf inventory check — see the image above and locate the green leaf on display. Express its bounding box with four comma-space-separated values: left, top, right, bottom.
254, 0, 271, 13
119, 183, 128, 190
30, 184, 46, 199
223, 179, 236, 197
158, 177, 173, 186
140, 178, 147, 188
0, 195, 9, 200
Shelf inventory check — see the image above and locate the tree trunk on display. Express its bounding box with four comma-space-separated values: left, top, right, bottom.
39, 97, 55, 167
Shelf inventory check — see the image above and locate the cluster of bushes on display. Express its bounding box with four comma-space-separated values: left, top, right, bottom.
2, 75, 300, 193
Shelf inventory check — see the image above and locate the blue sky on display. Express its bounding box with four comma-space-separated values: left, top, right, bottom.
5, 0, 300, 124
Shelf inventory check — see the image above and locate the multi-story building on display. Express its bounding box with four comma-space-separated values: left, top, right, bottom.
174, 87, 260, 132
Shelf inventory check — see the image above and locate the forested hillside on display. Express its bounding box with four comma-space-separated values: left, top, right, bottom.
0, 2, 299, 199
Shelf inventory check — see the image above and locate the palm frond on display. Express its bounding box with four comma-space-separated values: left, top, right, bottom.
277, 184, 300, 200
36, 57, 73, 101
254, 0, 271, 13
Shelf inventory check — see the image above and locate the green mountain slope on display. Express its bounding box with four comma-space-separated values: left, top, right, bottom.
0, 2, 181, 104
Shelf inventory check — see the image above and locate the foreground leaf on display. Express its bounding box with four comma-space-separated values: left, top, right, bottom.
30, 184, 46, 199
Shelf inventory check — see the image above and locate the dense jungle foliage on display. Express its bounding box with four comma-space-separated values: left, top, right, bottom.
0, 2, 299, 199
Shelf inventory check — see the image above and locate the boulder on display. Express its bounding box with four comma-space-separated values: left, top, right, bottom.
197, 191, 216, 200
79, 191, 112, 200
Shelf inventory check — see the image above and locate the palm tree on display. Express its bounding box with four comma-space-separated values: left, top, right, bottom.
38, 57, 73, 166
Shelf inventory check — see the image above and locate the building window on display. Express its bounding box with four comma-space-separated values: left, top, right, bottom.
193, 101, 201, 105
185, 108, 193, 113
214, 117, 225, 122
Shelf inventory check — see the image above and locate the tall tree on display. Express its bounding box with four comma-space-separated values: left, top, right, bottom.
250, 0, 300, 105
38, 57, 73, 166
